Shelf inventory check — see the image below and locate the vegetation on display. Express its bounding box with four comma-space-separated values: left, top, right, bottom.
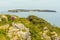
0, 14, 60, 40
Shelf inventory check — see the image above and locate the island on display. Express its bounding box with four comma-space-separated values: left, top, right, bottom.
8, 9, 56, 12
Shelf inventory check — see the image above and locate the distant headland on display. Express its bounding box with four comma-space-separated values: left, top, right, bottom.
8, 9, 56, 12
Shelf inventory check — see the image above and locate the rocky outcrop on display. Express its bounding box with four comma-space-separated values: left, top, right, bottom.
41, 27, 60, 40
7, 23, 31, 40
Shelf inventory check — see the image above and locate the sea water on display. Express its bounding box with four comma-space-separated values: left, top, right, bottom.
0, 11, 60, 27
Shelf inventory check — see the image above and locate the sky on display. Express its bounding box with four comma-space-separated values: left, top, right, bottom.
0, 0, 60, 11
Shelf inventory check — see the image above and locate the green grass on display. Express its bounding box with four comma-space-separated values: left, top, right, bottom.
0, 14, 60, 40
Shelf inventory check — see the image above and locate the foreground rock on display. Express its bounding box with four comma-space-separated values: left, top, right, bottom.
7, 23, 31, 40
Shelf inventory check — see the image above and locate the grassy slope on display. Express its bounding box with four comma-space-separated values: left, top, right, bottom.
0, 14, 60, 40
20, 15, 60, 40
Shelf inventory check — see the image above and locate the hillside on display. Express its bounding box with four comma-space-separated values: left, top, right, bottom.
0, 14, 60, 40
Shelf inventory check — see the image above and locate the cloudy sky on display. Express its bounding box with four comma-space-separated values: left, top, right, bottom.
0, 0, 60, 11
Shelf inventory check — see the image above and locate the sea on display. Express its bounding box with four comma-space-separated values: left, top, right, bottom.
0, 10, 60, 27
